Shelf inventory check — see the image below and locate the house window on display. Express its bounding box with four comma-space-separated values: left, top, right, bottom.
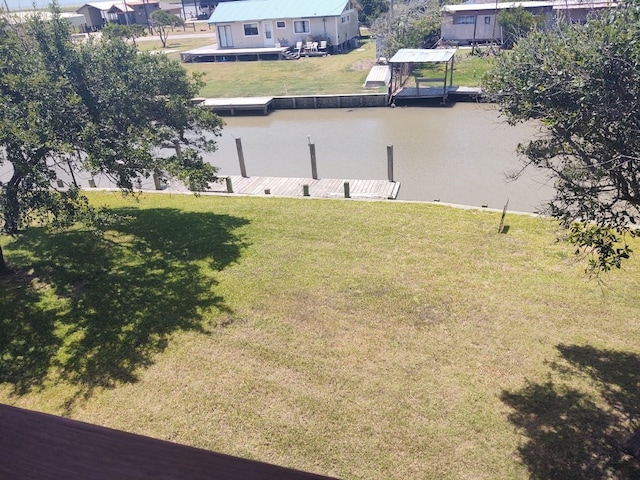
484, 16, 491, 24
454, 15, 476, 24
341, 14, 350, 23
276, 20, 286, 28
243, 23, 259, 36
294, 20, 309, 34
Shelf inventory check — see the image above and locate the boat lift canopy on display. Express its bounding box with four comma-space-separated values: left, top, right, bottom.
388, 48, 457, 103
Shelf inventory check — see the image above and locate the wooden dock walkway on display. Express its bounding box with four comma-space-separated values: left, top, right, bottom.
201, 97, 274, 115
208, 176, 400, 200
393, 85, 482, 101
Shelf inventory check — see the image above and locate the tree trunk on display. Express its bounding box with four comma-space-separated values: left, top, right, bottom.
0, 244, 10, 275
3, 173, 22, 235
625, 430, 640, 459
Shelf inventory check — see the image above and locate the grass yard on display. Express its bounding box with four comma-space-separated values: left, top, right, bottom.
185, 40, 384, 97
2, 192, 640, 479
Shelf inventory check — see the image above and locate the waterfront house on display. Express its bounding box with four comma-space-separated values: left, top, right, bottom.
440, 0, 615, 45
207, 0, 360, 54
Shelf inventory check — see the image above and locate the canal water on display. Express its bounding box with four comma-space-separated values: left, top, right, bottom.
0, 103, 554, 214
205, 103, 553, 213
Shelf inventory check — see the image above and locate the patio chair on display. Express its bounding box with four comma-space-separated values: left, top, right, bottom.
319, 40, 327, 51
311, 42, 318, 52
305, 41, 313, 51
295, 41, 303, 53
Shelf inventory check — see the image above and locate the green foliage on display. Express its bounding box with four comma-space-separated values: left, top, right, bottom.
102, 23, 146, 46
151, 10, 185, 48
483, 0, 640, 273
359, 0, 390, 26
0, 5, 222, 272
371, 0, 442, 57
567, 223, 636, 274
496, 7, 542, 49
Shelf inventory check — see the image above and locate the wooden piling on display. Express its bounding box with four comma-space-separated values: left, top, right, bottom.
498, 199, 509, 233
235, 138, 247, 177
225, 177, 233, 193
152, 173, 162, 190
344, 181, 350, 198
387, 145, 394, 182
309, 143, 318, 180
303, 184, 310, 196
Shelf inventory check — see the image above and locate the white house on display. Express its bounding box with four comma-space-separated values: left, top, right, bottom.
441, 0, 615, 45
208, 0, 360, 53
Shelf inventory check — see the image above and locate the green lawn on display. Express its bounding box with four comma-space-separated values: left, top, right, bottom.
185, 39, 385, 97
2, 192, 640, 479
137, 34, 492, 96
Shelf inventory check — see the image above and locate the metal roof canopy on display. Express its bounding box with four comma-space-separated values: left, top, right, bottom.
389, 48, 456, 64
388, 48, 457, 104
208, 0, 352, 23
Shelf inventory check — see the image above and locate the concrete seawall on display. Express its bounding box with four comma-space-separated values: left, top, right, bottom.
200, 90, 483, 115
272, 93, 389, 110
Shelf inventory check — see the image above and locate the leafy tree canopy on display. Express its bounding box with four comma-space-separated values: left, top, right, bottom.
359, 0, 390, 27
0, 7, 223, 274
371, 0, 441, 58
102, 23, 146, 46
483, 2, 640, 272
496, 6, 543, 49
151, 10, 185, 48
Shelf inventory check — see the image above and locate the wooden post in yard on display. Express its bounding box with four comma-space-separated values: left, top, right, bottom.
309, 143, 318, 179
344, 181, 350, 198
387, 145, 394, 182
235, 138, 247, 177
225, 177, 233, 193
153, 172, 162, 190
303, 184, 310, 196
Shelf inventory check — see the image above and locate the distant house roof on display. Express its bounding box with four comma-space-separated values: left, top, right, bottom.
1, 10, 86, 23
208, 0, 354, 23
442, 0, 615, 13
77, 0, 161, 13
79, 2, 134, 13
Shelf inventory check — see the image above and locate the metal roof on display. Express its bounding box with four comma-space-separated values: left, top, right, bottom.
209, 0, 352, 23
442, 0, 613, 12
389, 49, 457, 64
80, 2, 134, 12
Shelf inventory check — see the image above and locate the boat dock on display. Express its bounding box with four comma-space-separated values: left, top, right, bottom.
180, 45, 291, 63
201, 97, 274, 115
209, 175, 400, 200
393, 85, 482, 102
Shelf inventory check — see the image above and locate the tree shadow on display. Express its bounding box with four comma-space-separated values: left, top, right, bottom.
501, 344, 640, 479
0, 208, 249, 402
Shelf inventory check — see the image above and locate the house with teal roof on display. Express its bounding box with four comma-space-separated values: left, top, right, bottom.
208, 0, 360, 54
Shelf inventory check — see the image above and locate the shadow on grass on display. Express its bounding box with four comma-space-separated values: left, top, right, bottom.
0, 208, 248, 401
501, 344, 640, 479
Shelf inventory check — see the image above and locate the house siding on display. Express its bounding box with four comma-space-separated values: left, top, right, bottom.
335, 7, 358, 49
210, 0, 359, 51
441, 15, 502, 43
77, 5, 105, 28
440, 1, 609, 44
